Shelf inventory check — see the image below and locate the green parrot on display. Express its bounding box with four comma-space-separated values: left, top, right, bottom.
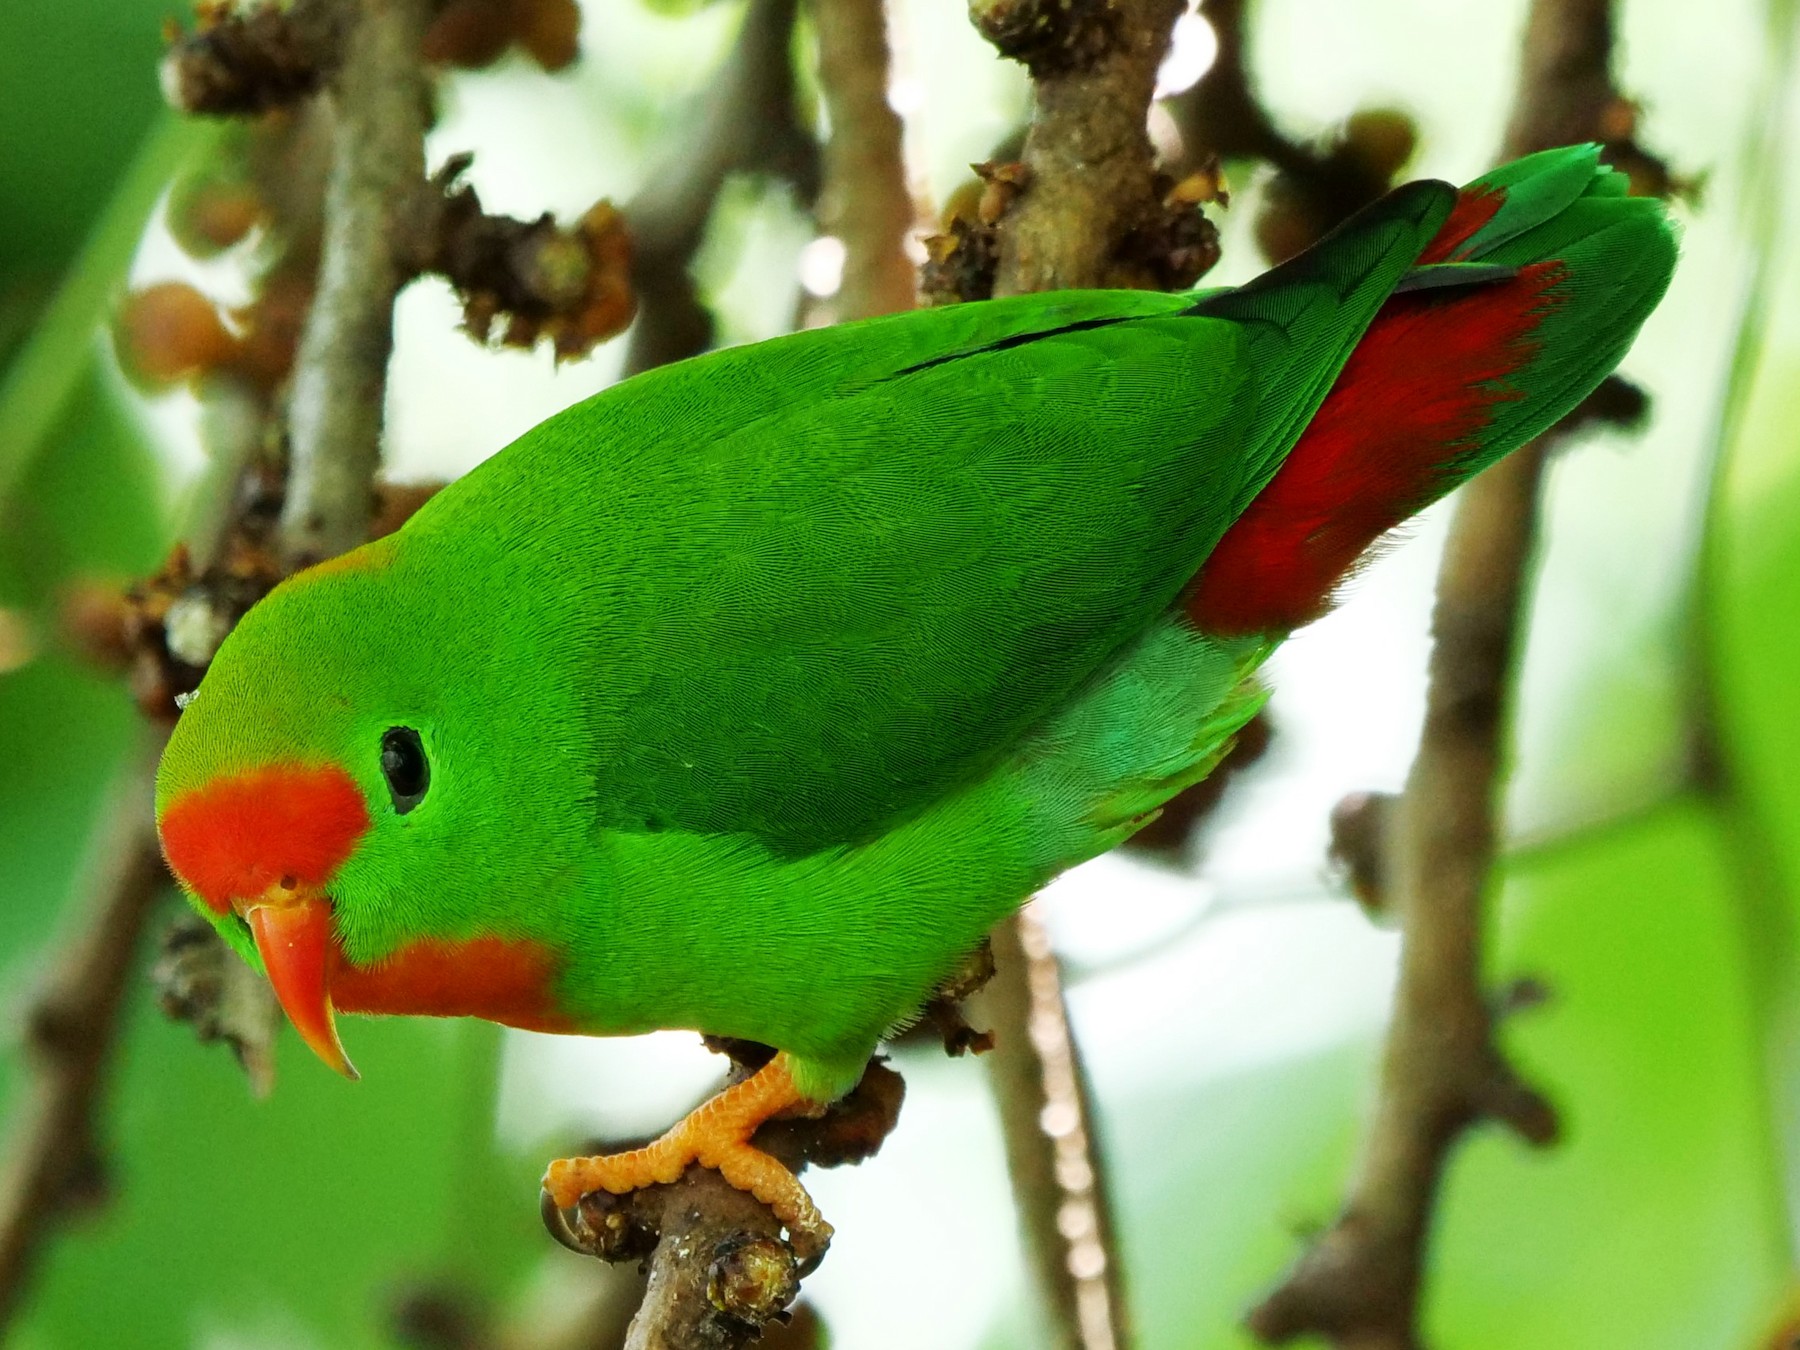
156, 145, 1676, 1247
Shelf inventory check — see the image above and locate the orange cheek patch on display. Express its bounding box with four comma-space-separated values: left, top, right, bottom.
160, 764, 371, 913
331, 934, 573, 1033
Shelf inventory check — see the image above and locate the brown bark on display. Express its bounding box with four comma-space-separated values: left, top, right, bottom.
980, 907, 1131, 1350
280, 0, 432, 567
813, 0, 917, 320
0, 757, 169, 1333
979, 0, 1185, 294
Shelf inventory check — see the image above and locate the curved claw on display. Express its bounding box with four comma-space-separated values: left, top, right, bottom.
790, 1222, 832, 1277
540, 1187, 590, 1255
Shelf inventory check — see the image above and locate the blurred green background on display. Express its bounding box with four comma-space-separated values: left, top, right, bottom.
2, 0, 1797, 1346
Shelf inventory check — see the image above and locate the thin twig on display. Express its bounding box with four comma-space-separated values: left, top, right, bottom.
1247, 1, 1639, 1343
621, 0, 818, 376
281, 0, 433, 566
811, 0, 916, 320
980, 906, 1130, 1350
0, 750, 169, 1333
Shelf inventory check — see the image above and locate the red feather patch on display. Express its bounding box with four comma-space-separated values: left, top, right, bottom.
1188, 258, 1563, 636
160, 764, 370, 913
332, 934, 574, 1033
1418, 185, 1504, 263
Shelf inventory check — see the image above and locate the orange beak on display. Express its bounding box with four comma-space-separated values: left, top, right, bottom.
243, 887, 359, 1080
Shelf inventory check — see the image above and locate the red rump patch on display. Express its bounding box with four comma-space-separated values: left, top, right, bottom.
1188, 257, 1564, 636
160, 764, 370, 912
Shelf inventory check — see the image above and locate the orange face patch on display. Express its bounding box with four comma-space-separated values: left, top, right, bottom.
160, 764, 371, 913
331, 934, 572, 1033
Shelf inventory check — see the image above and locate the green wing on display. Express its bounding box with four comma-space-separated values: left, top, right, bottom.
411, 184, 1454, 855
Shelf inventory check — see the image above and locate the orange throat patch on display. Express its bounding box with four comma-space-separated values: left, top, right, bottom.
330, 933, 574, 1034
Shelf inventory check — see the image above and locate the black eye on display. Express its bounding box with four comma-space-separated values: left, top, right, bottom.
380, 727, 429, 814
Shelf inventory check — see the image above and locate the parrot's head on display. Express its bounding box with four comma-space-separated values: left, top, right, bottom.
155, 535, 591, 1076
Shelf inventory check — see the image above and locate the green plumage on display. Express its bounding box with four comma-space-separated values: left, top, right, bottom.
156, 148, 1677, 1102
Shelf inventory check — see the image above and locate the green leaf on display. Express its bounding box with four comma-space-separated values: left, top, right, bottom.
1427, 803, 1788, 1347
18, 1009, 539, 1347
0, 115, 208, 511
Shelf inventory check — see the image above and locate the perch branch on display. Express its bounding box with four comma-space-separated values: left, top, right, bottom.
0, 754, 169, 1334
1247, 0, 1653, 1343
550, 8, 900, 1339
280, 0, 432, 566
621, 0, 818, 375
548, 1058, 904, 1348
811, 0, 917, 319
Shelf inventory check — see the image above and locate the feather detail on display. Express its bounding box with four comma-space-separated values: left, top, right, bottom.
159, 764, 370, 914
1418, 185, 1504, 263
1188, 144, 1676, 636
1187, 260, 1563, 634
332, 934, 574, 1032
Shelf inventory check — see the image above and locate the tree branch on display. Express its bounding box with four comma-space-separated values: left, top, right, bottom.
959, 4, 1211, 1344
535, 12, 912, 1340
1247, 1, 1656, 1343
280, 0, 432, 567
976, 0, 1184, 292
0, 752, 169, 1334
1247, 449, 1563, 1350
979, 905, 1131, 1350
621, 0, 818, 376
547, 1058, 904, 1348
811, 0, 916, 320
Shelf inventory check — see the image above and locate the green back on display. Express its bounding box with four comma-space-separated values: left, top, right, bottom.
160, 178, 1459, 976
403, 183, 1450, 857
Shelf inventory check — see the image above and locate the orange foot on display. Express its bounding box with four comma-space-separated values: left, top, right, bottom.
542, 1052, 832, 1254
